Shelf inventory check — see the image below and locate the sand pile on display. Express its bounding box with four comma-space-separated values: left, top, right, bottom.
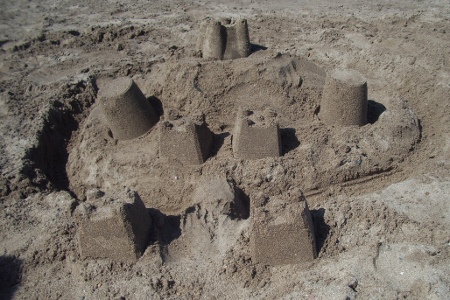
67, 53, 420, 215
0, 1, 449, 299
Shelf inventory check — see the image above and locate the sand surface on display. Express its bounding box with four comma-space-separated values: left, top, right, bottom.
0, 0, 449, 299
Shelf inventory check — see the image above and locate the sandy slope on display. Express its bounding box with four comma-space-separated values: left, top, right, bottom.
0, 0, 449, 299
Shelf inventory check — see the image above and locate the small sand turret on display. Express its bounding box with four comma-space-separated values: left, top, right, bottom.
197, 18, 251, 60
251, 190, 317, 265
77, 189, 152, 262
99, 77, 158, 140
232, 108, 281, 160
319, 69, 368, 126
202, 20, 224, 60
159, 117, 213, 165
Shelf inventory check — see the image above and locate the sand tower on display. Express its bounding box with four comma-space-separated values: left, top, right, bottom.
77, 189, 152, 262
251, 191, 317, 265
319, 69, 368, 126
99, 77, 158, 140
159, 117, 213, 165
232, 108, 281, 160
197, 18, 251, 60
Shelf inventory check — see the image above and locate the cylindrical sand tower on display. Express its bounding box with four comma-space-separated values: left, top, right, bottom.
203, 20, 225, 60
235, 19, 251, 59
99, 77, 158, 140
320, 69, 368, 126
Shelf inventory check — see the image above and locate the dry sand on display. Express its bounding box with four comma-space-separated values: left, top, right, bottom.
0, 0, 449, 299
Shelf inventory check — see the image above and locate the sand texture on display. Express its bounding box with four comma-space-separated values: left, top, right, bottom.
0, 0, 449, 299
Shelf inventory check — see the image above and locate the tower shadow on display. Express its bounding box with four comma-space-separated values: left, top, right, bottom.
367, 100, 386, 124
310, 208, 330, 254
0, 255, 22, 300
250, 43, 268, 54
281, 128, 300, 155
147, 208, 181, 246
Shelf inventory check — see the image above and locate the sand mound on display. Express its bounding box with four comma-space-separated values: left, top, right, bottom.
67, 53, 419, 214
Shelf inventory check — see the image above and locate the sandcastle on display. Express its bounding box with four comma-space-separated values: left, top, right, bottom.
159, 117, 213, 165
99, 77, 158, 140
232, 108, 282, 160
80, 76, 317, 264
319, 69, 368, 126
197, 18, 251, 60
251, 191, 317, 265
77, 190, 152, 262
77, 68, 372, 265
74, 20, 379, 266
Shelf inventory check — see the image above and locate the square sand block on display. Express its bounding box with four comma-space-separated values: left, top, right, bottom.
160, 117, 213, 165
251, 191, 317, 265
232, 108, 281, 160
77, 189, 152, 262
